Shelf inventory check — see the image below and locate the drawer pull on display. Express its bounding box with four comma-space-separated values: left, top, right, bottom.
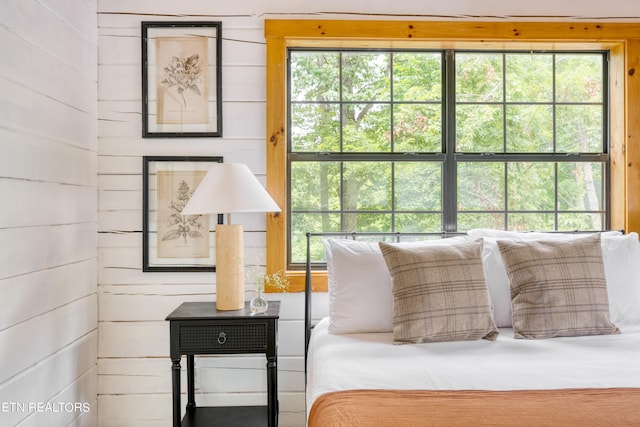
217, 332, 227, 345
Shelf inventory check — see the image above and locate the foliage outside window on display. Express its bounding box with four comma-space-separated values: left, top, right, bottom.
288, 49, 607, 265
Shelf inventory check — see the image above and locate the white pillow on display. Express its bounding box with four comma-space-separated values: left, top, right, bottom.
324, 236, 469, 334
601, 232, 640, 326
467, 229, 639, 327
468, 228, 622, 240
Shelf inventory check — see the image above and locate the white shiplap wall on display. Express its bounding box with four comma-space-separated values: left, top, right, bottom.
96, 1, 640, 426
0, 0, 98, 426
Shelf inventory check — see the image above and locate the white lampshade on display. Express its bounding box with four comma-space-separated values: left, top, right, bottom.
179, 162, 280, 311
181, 163, 280, 215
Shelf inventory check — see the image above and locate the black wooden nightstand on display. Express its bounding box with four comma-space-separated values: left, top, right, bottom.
166, 301, 280, 427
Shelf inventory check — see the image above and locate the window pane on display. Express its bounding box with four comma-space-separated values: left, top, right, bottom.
395, 162, 441, 210
396, 213, 442, 232
291, 103, 340, 152
342, 103, 391, 152
507, 162, 555, 210
393, 104, 441, 152
456, 104, 504, 152
290, 162, 340, 211
508, 213, 555, 231
458, 162, 504, 211
505, 53, 553, 102
558, 213, 603, 230
290, 51, 339, 102
558, 162, 603, 211
506, 105, 553, 152
393, 52, 442, 102
343, 213, 392, 233
456, 53, 503, 102
290, 213, 341, 263
342, 52, 390, 102
458, 213, 505, 231
343, 162, 392, 211
556, 54, 603, 103
556, 105, 603, 152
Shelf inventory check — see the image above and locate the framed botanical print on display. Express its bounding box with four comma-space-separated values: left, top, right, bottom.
143, 156, 223, 271
141, 21, 222, 137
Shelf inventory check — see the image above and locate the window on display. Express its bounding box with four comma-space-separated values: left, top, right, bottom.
264, 20, 636, 293
288, 49, 608, 266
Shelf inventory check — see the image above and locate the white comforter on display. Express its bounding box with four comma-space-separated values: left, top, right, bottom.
307, 317, 640, 413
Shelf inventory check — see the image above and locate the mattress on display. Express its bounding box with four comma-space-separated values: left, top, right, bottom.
307, 317, 640, 422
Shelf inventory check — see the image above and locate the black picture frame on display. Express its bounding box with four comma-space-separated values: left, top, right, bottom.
143, 156, 224, 272
141, 21, 222, 138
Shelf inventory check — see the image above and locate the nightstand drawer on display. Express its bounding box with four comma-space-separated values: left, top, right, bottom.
179, 322, 267, 352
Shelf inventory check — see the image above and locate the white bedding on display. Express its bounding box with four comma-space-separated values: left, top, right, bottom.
307, 317, 640, 413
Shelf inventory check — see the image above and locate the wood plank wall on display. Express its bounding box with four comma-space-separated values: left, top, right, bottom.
0, 0, 98, 426
96, 1, 640, 426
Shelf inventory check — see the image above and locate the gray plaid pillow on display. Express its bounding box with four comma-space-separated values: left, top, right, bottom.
497, 234, 620, 339
379, 240, 498, 344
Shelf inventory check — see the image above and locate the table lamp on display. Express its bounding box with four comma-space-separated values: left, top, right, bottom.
180, 163, 281, 310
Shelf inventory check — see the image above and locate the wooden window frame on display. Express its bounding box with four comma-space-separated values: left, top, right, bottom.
265, 20, 640, 292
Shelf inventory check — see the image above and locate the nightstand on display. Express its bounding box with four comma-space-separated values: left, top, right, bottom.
166, 301, 280, 427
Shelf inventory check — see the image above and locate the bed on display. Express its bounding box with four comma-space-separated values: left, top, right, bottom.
304, 230, 640, 426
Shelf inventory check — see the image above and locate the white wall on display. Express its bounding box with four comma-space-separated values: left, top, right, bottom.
0, 0, 98, 426
96, 1, 640, 426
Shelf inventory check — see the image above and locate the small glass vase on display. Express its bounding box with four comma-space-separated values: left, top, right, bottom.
250, 287, 268, 314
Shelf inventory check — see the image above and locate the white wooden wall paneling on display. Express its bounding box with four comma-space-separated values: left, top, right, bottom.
97, 99, 265, 140
0, 224, 97, 280
97, 355, 303, 394
97, 0, 640, 20
0, 27, 96, 116
0, 333, 97, 426
0, 79, 95, 150
65, 401, 98, 427
1, 0, 97, 78
0, 181, 96, 228
0, 260, 96, 330
97, 13, 263, 30
17, 367, 98, 427
96, 144, 267, 176
97, 138, 261, 158
0, 131, 98, 186
98, 284, 215, 321
97, 392, 171, 427
97, 286, 318, 322
38, 0, 98, 40
0, 295, 97, 384
0, 0, 98, 426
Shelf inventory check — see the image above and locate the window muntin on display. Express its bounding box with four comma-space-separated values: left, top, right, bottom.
288, 49, 607, 266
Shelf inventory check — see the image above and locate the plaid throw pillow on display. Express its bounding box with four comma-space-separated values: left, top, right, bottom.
497, 234, 620, 339
379, 240, 498, 344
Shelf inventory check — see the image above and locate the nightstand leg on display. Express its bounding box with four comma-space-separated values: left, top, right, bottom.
186, 354, 196, 412
171, 357, 181, 427
267, 356, 278, 427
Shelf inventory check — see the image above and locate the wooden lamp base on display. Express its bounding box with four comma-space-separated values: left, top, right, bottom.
215, 224, 245, 310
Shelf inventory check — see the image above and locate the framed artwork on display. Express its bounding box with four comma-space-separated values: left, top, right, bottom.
143, 156, 223, 272
141, 21, 222, 138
